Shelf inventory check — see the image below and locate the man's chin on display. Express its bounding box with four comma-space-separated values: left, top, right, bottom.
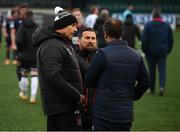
86, 48, 95, 51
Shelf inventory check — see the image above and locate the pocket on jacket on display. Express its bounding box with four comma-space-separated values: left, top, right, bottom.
160, 44, 169, 54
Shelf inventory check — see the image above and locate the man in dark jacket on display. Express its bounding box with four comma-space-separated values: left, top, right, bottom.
142, 8, 173, 95
16, 10, 39, 103
77, 27, 97, 130
85, 18, 149, 131
93, 9, 109, 48
122, 14, 141, 49
32, 6, 86, 131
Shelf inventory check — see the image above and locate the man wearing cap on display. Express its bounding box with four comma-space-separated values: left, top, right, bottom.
33, 7, 87, 131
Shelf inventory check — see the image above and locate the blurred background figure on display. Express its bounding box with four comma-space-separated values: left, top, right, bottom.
72, 8, 86, 31
2, 7, 19, 65
15, 3, 30, 101
122, 14, 141, 49
18, 3, 30, 20
85, 6, 99, 28
77, 27, 97, 131
10, 4, 30, 65
16, 10, 39, 103
71, 8, 86, 49
10, 6, 22, 65
141, 7, 174, 96
0, 14, 2, 51
123, 5, 134, 20
94, 8, 110, 48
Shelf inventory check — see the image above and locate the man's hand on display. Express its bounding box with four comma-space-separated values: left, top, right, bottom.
79, 94, 85, 104
16, 60, 21, 66
79, 94, 85, 109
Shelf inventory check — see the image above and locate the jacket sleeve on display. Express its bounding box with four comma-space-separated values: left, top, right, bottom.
134, 57, 149, 100
141, 24, 149, 53
39, 46, 81, 103
85, 50, 105, 88
167, 26, 174, 54
15, 25, 24, 52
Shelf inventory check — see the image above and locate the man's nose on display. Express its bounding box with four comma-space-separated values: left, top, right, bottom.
74, 26, 77, 32
89, 38, 94, 43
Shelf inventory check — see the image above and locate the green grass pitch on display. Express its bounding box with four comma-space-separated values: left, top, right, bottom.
0, 30, 180, 130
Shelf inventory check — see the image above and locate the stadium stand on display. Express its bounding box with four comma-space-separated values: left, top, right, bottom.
0, 0, 180, 13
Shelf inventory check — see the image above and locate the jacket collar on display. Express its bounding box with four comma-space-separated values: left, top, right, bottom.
152, 17, 163, 22
55, 31, 72, 46
107, 40, 128, 47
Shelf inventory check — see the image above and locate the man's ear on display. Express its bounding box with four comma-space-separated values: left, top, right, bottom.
104, 32, 107, 40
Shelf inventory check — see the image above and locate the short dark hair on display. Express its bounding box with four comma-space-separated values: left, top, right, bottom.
103, 18, 124, 39
125, 14, 133, 19
11, 7, 18, 15
78, 27, 95, 38
19, 3, 29, 9
90, 6, 98, 14
152, 8, 161, 18
25, 10, 33, 18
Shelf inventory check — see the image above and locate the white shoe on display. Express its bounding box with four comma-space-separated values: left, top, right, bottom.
147, 89, 155, 94
19, 91, 24, 98
159, 88, 165, 96
19, 91, 28, 100
4, 59, 10, 65
30, 97, 36, 104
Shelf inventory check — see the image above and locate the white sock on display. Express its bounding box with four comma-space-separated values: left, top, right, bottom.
21, 77, 29, 94
30, 77, 38, 99
18, 81, 23, 91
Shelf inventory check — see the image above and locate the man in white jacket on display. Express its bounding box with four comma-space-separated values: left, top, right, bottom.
85, 6, 99, 28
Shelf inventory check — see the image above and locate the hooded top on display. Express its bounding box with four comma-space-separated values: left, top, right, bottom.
122, 15, 141, 49
94, 16, 109, 48
16, 18, 38, 61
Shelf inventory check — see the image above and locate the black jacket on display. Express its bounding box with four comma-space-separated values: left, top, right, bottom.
142, 19, 173, 56
94, 16, 109, 48
16, 18, 38, 61
85, 40, 149, 123
122, 17, 141, 48
33, 26, 87, 115
77, 50, 96, 112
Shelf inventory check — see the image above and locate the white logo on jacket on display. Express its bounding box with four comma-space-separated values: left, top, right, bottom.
66, 48, 72, 55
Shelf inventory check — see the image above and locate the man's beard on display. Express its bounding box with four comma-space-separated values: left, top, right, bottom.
81, 47, 96, 57
84, 47, 96, 52
84, 44, 96, 51
83, 48, 95, 53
